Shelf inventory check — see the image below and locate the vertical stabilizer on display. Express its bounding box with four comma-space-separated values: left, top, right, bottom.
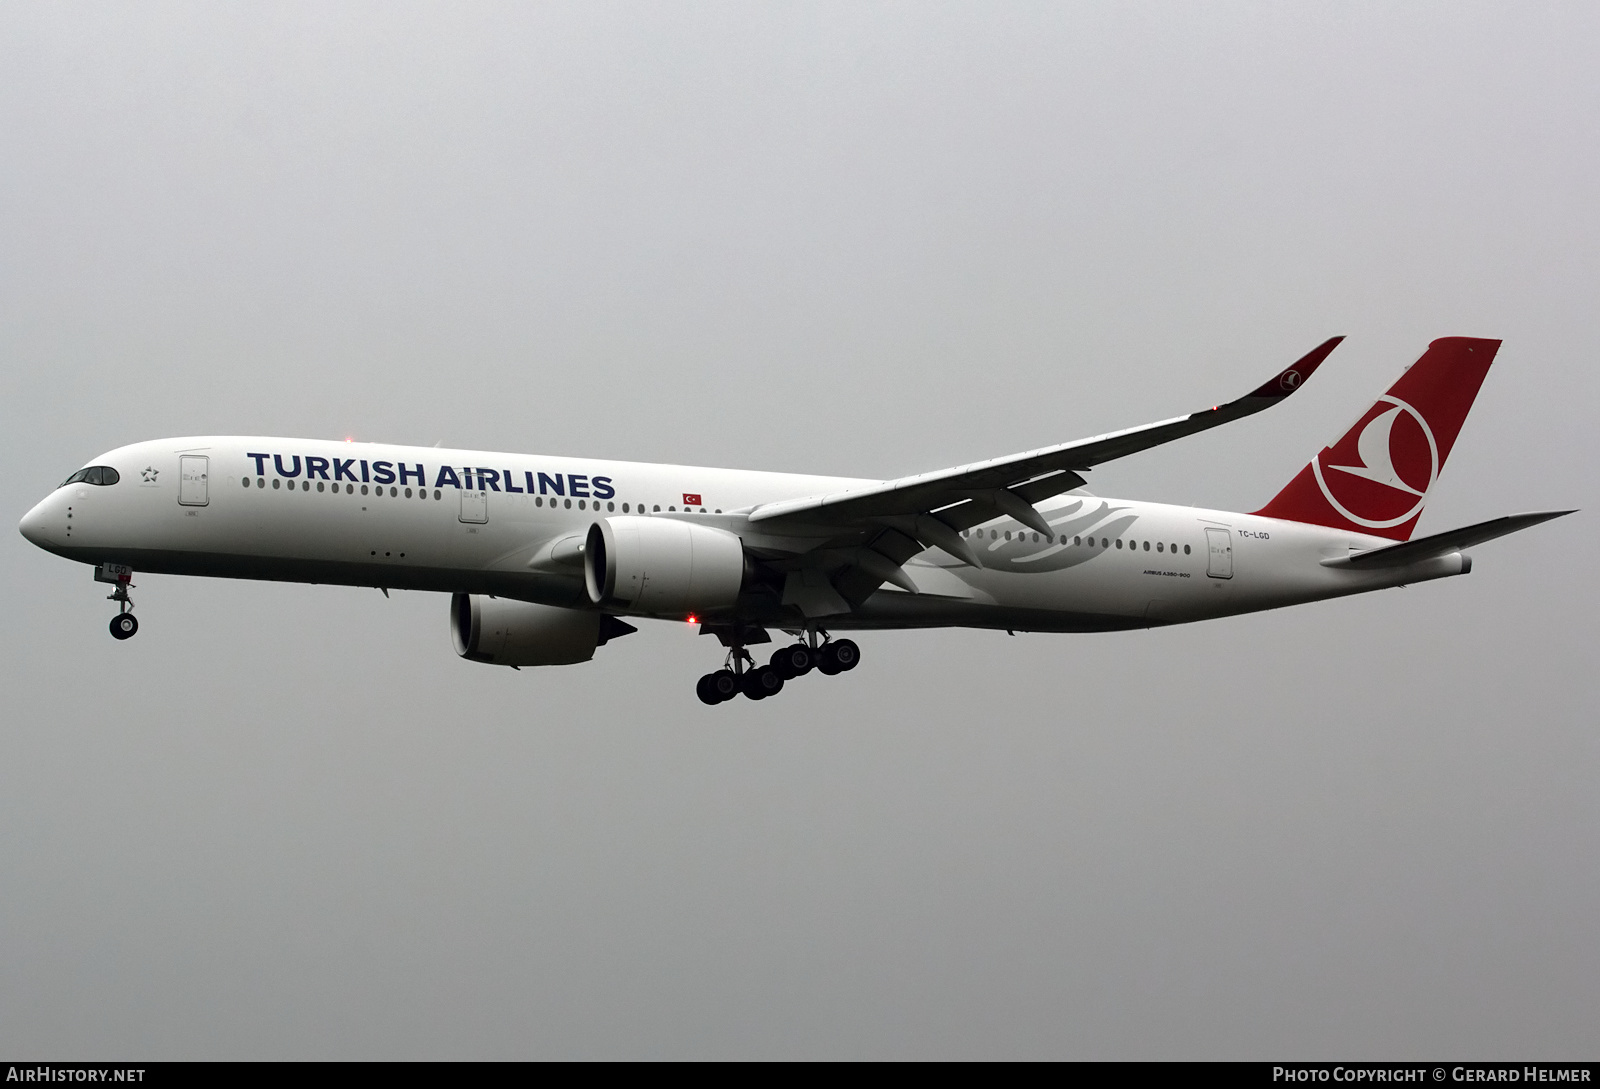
1254, 337, 1499, 540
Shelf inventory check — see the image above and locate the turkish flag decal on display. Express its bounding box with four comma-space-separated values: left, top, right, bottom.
683, 493, 702, 506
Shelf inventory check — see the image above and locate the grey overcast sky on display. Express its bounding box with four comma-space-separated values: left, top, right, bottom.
2, 2, 1596, 1059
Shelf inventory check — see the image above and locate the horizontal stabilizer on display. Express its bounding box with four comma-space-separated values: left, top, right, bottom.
1321, 510, 1574, 568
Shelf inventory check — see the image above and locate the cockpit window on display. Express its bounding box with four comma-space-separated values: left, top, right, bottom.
59, 465, 120, 488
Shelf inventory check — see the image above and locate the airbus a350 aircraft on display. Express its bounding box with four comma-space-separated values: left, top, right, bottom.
18, 336, 1571, 704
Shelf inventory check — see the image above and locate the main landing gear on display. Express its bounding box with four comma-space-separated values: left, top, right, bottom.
95, 563, 139, 640
695, 633, 859, 705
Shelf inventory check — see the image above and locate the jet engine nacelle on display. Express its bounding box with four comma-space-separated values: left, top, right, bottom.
451, 593, 622, 667
584, 516, 745, 615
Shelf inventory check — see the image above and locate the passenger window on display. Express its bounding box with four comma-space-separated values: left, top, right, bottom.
1143, 541, 1149, 551
403, 487, 411, 498
1115, 539, 1122, 549
1074, 536, 1081, 546
653, 505, 660, 512
257, 478, 265, 488
273, 479, 282, 490
1184, 544, 1191, 554
608, 502, 614, 512
319, 482, 326, 493
1156, 542, 1164, 552
622, 503, 629, 513
578, 500, 586, 510
360, 484, 368, 495
564, 498, 571, 509
1004, 531, 1011, 540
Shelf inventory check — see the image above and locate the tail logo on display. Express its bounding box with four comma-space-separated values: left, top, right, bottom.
1311, 395, 1439, 529
1279, 369, 1303, 391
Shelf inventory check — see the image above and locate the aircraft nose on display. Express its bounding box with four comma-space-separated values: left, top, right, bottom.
19, 495, 54, 548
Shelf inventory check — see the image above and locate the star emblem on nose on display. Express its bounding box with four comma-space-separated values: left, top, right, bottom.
141, 466, 158, 482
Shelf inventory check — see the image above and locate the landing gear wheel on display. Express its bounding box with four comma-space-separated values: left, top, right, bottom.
830, 638, 860, 671
742, 666, 784, 700
696, 674, 720, 705
818, 638, 859, 674
770, 644, 813, 679
109, 613, 138, 640
710, 669, 739, 702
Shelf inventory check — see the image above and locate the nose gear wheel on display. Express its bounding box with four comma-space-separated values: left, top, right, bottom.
99, 565, 139, 640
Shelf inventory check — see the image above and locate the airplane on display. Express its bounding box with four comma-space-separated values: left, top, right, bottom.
17, 336, 1572, 705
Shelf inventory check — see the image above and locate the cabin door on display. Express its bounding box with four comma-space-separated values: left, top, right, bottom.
460, 489, 488, 524
1205, 527, 1233, 579
178, 455, 209, 506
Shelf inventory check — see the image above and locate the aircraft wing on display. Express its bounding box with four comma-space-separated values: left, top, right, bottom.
740, 337, 1343, 613
750, 337, 1342, 536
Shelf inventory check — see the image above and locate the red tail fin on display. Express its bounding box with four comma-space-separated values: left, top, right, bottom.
1254, 337, 1500, 540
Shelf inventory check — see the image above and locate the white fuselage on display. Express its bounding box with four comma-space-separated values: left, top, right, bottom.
19, 436, 1469, 634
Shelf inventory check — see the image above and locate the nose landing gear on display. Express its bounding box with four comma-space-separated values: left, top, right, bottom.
695, 631, 858, 705
96, 563, 139, 640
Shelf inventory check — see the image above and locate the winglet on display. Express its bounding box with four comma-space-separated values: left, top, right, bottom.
1244, 336, 1344, 400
